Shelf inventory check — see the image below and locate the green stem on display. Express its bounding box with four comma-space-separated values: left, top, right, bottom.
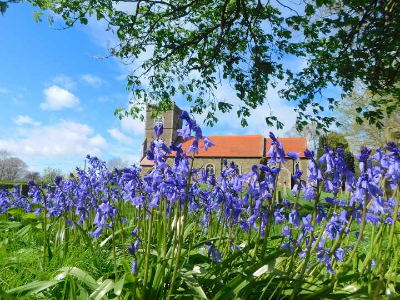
303, 195, 369, 300
167, 154, 195, 300
141, 207, 155, 299
373, 187, 399, 298
112, 223, 118, 281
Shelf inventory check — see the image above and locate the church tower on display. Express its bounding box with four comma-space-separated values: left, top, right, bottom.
142, 103, 183, 157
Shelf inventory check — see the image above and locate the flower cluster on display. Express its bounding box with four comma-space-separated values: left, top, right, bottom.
1, 111, 399, 296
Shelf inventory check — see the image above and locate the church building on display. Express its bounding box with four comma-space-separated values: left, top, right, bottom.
140, 103, 309, 190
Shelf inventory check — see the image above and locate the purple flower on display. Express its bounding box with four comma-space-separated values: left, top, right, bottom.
154, 124, 163, 138
274, 207, 286, 224
287, 151, 300, 161
366, 213, 381, 225
204, 136, 214, 151
131, 258, 137, 274
302, 183, 316, 202
268, 132, 286, 164
131, 228, 138, 237
302, 214, 313, 233
90, 227, 103, 238
304, 149, 315, 159
188, 138, 199, 154
281, 225, 291, 237
128, 240, 140, 255
289, 210, 300, 228
356, 146, 372, 172
334, 248, 345, 262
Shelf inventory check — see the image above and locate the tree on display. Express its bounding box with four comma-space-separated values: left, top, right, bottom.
2, 0, 400, 130
317, 132, 355, 173
41, 167, 63, 183
24, 171, 41, 181
284, 124, 319, 152
107, 157, 129, 171
0, 149, 11, 179
336, 86, 400, 151
0, 156, 28, 181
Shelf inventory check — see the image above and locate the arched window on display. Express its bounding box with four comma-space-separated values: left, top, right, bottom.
154, 116, 163, 127
295, 162, 300, 171
206, 164, 215, 176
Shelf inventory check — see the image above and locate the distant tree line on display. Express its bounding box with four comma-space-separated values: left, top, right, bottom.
0, 149, 63, 182
0, 150, 132, 183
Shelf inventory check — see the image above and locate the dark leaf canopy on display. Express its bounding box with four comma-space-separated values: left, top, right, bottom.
3, 0, 400, 130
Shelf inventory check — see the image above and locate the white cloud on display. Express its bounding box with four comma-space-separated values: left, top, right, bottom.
0, 87, 8, 93
81, 74, 106, 87
14, 115, 41, 126
41, 85, 80, 110
108, 128, 134, 145
0, 120, 107, 159
89, 134, 107, 147
120, 117, 145, 136
53, 75, 76, 89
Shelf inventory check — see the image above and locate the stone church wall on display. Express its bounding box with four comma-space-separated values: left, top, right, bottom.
141, 156, 310, 194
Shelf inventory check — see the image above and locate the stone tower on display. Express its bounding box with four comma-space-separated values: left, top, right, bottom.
142, 103, 183, 156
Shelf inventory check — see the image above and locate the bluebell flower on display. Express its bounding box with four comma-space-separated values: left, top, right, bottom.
371, 259, 376, 268
302, 183, 316, 202
90, 227, 104, 238
366, 213, 381, 225
289, 210, 300, 228
274, 207, 286, 224
302, 214, 313, 233
203, 136, 214, 150
188, 138, 199, 154
287, 151, 300, 161
154, 124, 163, 137
281, 225, 291, 237
356, 146, 372, 173
268, 132, 286, 164
128, 240, 140, 255
131, 258, 137, 274
334, 248, 345, 262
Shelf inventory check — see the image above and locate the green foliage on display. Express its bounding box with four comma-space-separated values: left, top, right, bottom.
0, 185, 396, 299
3, 0, 399, 130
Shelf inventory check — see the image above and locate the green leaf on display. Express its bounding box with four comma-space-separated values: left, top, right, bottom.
55, 267, 99, 291
100, 225, 135, 247
0, 287, 15, 300
15, 224, 32, 239
179, 270, 208, 299
89, 279, 115, 300
0, 222, 22, 229
212, 251, 285, 300
6, 280, 59, 296
32, 11, 43, 23
114, 275, 125, 296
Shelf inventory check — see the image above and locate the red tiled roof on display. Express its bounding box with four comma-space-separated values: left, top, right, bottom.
179, 135, 264, 157
140, 157, 154, 166
265, 137, 308, 158
140, 135, 309, 165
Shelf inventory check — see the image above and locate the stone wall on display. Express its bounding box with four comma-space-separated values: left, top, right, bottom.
141, 156, 310, 193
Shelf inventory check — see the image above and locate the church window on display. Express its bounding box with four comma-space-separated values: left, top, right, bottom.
206, 164, 215, 176
295, 162, 300, 171
154, 116, 163, 126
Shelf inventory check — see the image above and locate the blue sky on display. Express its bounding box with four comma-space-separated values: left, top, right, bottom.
0, 3, 339, 174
